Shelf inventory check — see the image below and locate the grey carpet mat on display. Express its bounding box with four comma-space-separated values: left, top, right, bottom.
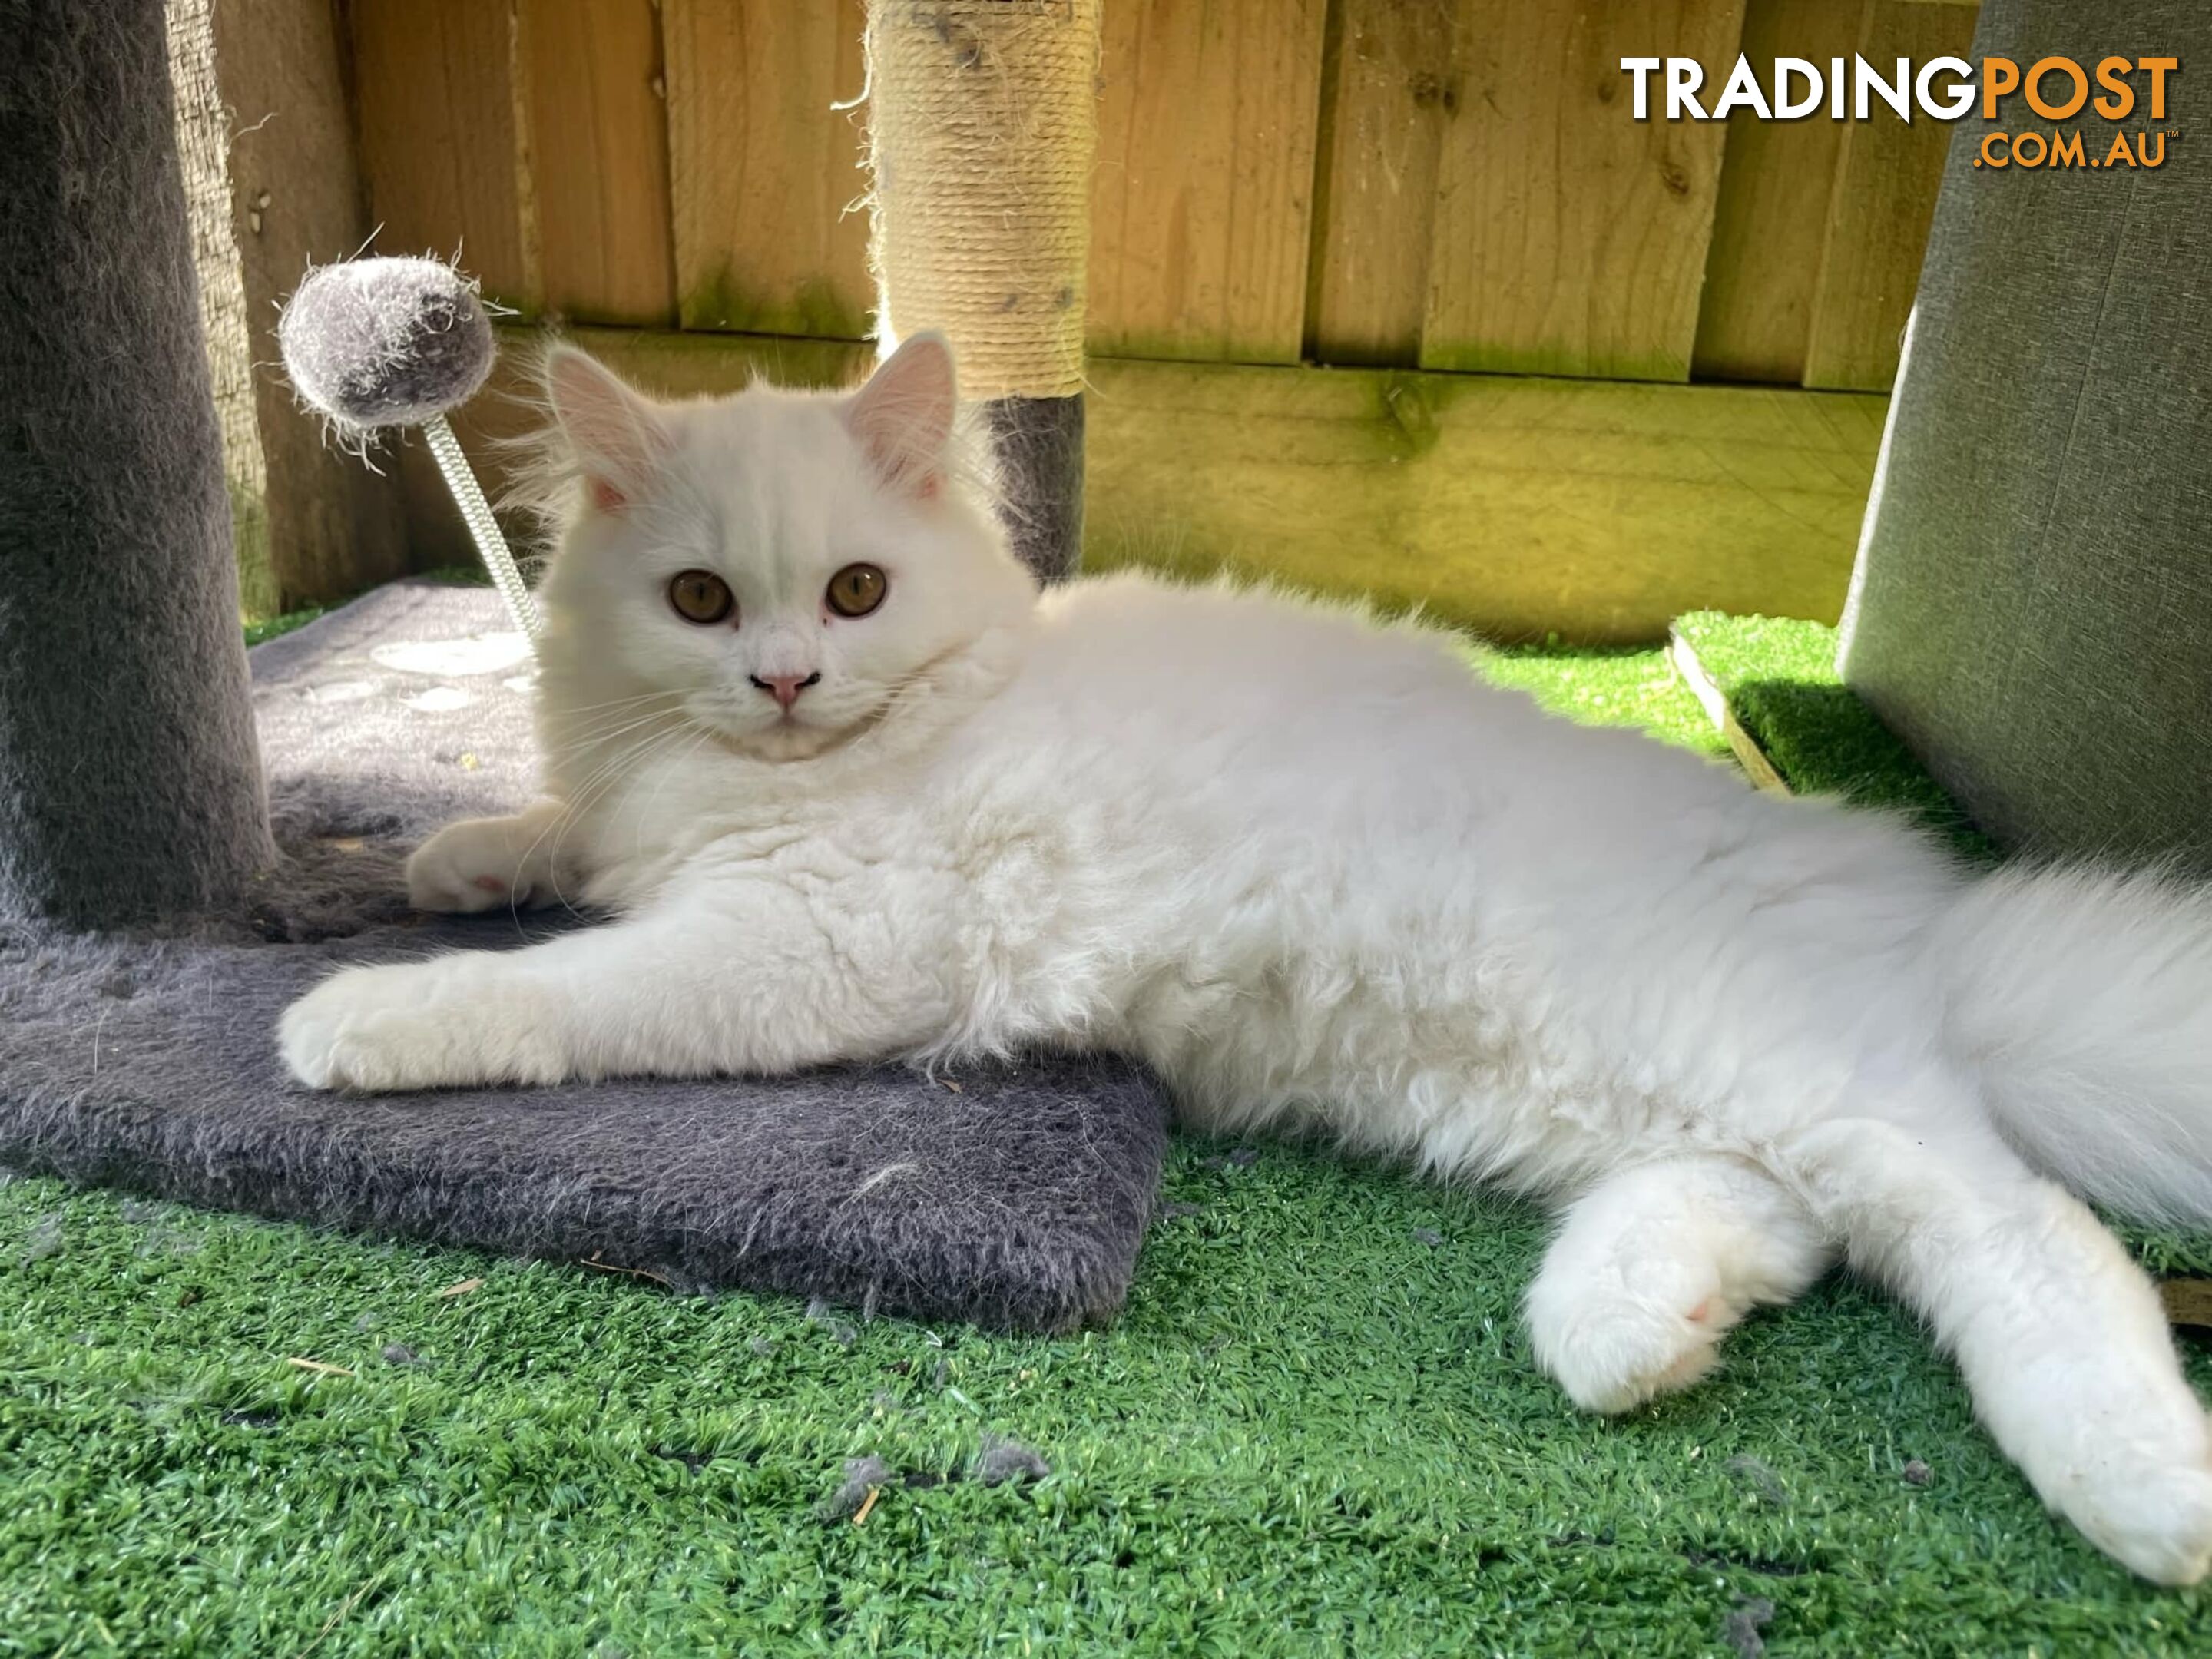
0, 581, 1170, 1331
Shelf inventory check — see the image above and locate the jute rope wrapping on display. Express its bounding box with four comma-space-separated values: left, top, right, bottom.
864, 0, 1102, 399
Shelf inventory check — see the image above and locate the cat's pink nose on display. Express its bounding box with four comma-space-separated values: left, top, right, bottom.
750, 671, 820, 711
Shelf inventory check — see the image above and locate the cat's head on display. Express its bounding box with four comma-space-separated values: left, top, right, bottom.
531, 335, 1037, 763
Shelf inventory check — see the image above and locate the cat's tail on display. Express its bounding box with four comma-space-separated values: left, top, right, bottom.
1936, 864, 2212, 1227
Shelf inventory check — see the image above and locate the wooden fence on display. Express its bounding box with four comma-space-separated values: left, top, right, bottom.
203, 0, 1980, 637
349, 0, 1971, 387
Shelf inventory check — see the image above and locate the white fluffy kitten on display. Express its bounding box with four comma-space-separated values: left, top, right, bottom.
281, 336, 2212, 1584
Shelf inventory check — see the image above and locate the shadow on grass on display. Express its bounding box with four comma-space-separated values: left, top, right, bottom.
1732, 679, 1999, 864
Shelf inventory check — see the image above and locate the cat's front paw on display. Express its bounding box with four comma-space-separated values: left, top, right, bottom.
406, 809, 568, 914
279, 961, 562, 1092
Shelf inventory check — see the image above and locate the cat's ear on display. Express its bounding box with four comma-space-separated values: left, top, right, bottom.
844, 332, 958, 499
545, 346, 671, 515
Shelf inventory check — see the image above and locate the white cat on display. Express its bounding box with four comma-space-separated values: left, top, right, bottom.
280, 336, 2212, 1584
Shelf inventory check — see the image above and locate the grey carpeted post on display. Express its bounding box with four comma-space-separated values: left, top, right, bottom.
0, 0, 273, 926
1837, 0, 2210, 871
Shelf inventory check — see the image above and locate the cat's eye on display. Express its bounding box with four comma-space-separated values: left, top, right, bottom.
825, 563, 887, 618
668, 569, 734, 625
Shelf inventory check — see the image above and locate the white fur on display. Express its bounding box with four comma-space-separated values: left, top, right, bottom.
280, 340, 2212, 1584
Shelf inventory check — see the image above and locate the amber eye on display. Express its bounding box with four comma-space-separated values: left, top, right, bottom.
826, 563, 888, 618
668, 569, 734, 625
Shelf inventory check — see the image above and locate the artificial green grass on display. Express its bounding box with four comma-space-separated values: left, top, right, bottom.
1669, 614, 1998, 862
1472, 639, 1730, 761
240, 604, 332, 649
8, 1150, 2208, 1657
8, 624, 2211, 1655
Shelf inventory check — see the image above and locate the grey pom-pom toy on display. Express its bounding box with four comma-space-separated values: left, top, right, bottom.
277, 255, 537, 638
279, 256, 495, 433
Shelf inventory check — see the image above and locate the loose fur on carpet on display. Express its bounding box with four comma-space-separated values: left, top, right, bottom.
0, 581, 1169, 1331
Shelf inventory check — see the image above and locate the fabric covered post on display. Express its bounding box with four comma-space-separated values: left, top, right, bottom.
1837, 0, 2211, 873
863, 0, 1101, 584
0, 0, 273, 926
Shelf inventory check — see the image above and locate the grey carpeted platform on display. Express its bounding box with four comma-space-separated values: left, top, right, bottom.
0, 581, 1170, 1331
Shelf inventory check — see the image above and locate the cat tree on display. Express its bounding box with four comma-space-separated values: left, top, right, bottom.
0, 0, 1164, 1332
0, 0, 1107, 935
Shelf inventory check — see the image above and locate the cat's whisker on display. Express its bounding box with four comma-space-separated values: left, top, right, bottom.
631, 725, 717, 861
504, 738, 665, 913
545, 699, 690, 751
540, 688, 686, 725
544, 687, 683, 714
541, 712, 694, 776
535, 718, 707, 910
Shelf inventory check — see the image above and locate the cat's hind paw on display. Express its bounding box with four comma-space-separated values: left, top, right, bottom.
1528, 1274, 1737, 1416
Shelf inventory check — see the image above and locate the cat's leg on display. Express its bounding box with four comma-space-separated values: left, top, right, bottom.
280, 868, 955, 1090
406, 797, 584, 913
1527, 1154, 1833, 1414
1787, 1111, 2212, 1586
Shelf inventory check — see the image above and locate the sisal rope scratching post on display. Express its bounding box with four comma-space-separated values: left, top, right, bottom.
864, 0, 1101, 584
0, 0, 274, 928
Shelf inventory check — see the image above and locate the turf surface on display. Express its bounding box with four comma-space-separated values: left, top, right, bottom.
6, 623, 2210, 1656
1667, 614, 1998, 863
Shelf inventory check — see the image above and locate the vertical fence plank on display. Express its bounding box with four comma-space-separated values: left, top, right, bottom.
169, 0, 279, 618
1802, 0, 1976, 390
1421, 0, 1746, 381
351, 0, 536, 312
1089, 0, 1330, 363
1305, 0, 1455, 366
664, 0, 872, 339
177, 0, 410, 611
518, 0, 675, 326
1690, 0, 1863, 382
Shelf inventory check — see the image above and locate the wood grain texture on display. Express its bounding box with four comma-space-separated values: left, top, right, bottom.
1668, 630, 1790, 791
351, 0, 535, 311
1802, 0, 1978, 391
400, 329, 1879, 643
1422, 0, 1747, 381
1306, 0, 1455, 366
1089, 0, 1330, 363
518, 0, 675, 325
171, 0, 278, 618
1690, 0, 1864, 383
209, 0, 409, 606
2161, 1280, 2212, 1331
664, 0, 873, 338
1084, 356, 1881, 639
